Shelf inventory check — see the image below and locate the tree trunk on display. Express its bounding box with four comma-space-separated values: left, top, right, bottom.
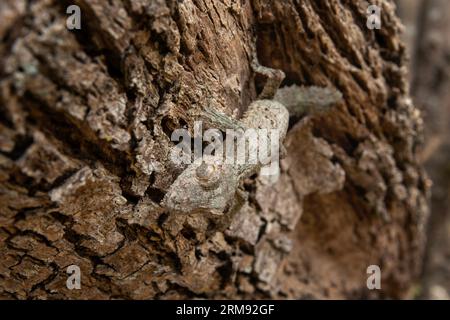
396, 0, 450, 300
0, 0, 429, 299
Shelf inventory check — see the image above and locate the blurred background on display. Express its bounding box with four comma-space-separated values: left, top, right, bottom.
395, 0, 450, 299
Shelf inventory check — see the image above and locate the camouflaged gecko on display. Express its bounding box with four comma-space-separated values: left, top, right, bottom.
162, 59, 342, 216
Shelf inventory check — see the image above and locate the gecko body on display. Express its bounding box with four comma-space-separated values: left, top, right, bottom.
163, 99, 289, 215
163, 60, 342, 215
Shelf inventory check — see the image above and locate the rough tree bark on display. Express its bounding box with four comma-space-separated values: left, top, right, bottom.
0, 0, 429, 299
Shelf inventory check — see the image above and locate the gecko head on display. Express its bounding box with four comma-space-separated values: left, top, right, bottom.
162, 156, 238, 215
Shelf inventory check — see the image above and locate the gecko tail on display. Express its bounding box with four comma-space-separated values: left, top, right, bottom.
274, 85, 342, 117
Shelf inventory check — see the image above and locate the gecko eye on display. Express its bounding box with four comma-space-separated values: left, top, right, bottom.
195, 162, 221, 189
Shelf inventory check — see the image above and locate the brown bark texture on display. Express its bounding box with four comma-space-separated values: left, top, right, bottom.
0, 0, 429, 299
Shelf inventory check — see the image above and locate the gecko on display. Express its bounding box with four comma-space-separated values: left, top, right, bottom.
162, 58, 342, 216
